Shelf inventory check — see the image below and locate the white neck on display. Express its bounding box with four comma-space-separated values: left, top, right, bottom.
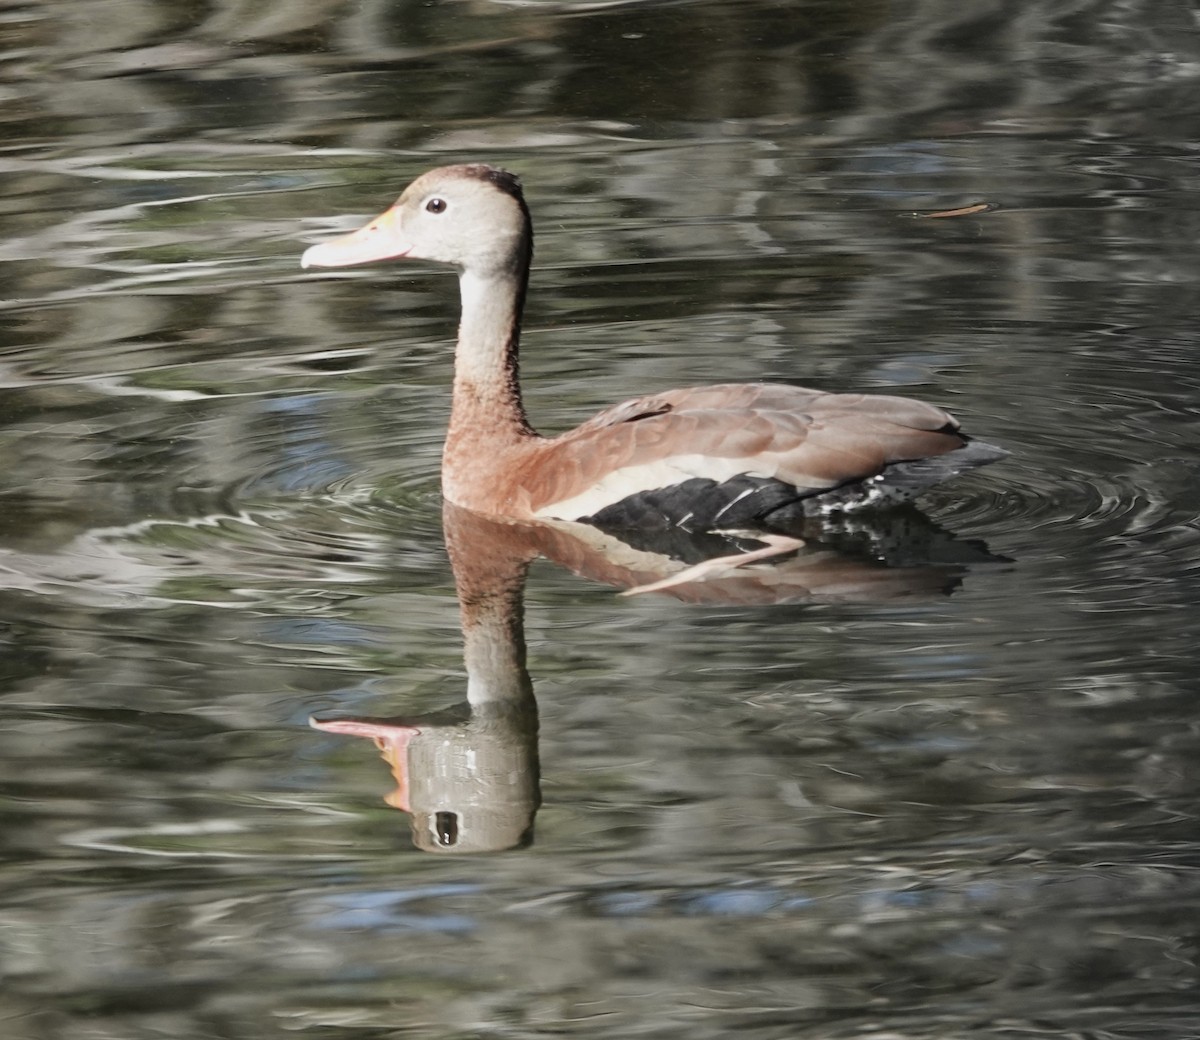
462, 608, 533, 709
455, 269, 516, 382
449, 266, 532, 441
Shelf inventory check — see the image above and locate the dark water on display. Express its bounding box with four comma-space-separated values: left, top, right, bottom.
4, 1, 1200, 1037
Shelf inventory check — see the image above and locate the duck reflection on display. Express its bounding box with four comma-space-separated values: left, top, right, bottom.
312, 504, 998, 853
313, 507, 542, 854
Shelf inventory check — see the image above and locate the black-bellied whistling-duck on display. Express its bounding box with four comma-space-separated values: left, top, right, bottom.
301, 164, 1004, 539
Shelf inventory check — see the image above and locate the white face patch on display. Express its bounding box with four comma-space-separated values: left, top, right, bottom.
533, 455, 773, 521
458, 268, 491, 312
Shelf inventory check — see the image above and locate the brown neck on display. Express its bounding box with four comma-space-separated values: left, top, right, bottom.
443, 264, 539, 505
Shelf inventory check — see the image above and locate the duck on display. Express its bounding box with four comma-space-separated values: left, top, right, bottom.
301, 164, 1004, 543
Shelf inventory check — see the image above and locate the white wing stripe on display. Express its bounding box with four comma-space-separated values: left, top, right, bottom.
534, 455, 768, 521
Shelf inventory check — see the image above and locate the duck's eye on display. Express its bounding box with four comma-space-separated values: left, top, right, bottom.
425, 198, 447, 214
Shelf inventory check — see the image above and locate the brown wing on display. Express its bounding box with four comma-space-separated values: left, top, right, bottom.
514, 383, 965, 518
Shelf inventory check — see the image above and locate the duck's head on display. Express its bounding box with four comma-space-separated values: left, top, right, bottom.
301, 163, 531, 278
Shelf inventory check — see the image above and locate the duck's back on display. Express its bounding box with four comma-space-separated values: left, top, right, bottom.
510, 382, 1000, 530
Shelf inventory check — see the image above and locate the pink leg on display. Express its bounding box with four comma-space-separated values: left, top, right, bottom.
621, 534, 805, 597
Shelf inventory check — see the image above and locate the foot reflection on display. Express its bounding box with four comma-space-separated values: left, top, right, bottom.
312, 504, 1000, 853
